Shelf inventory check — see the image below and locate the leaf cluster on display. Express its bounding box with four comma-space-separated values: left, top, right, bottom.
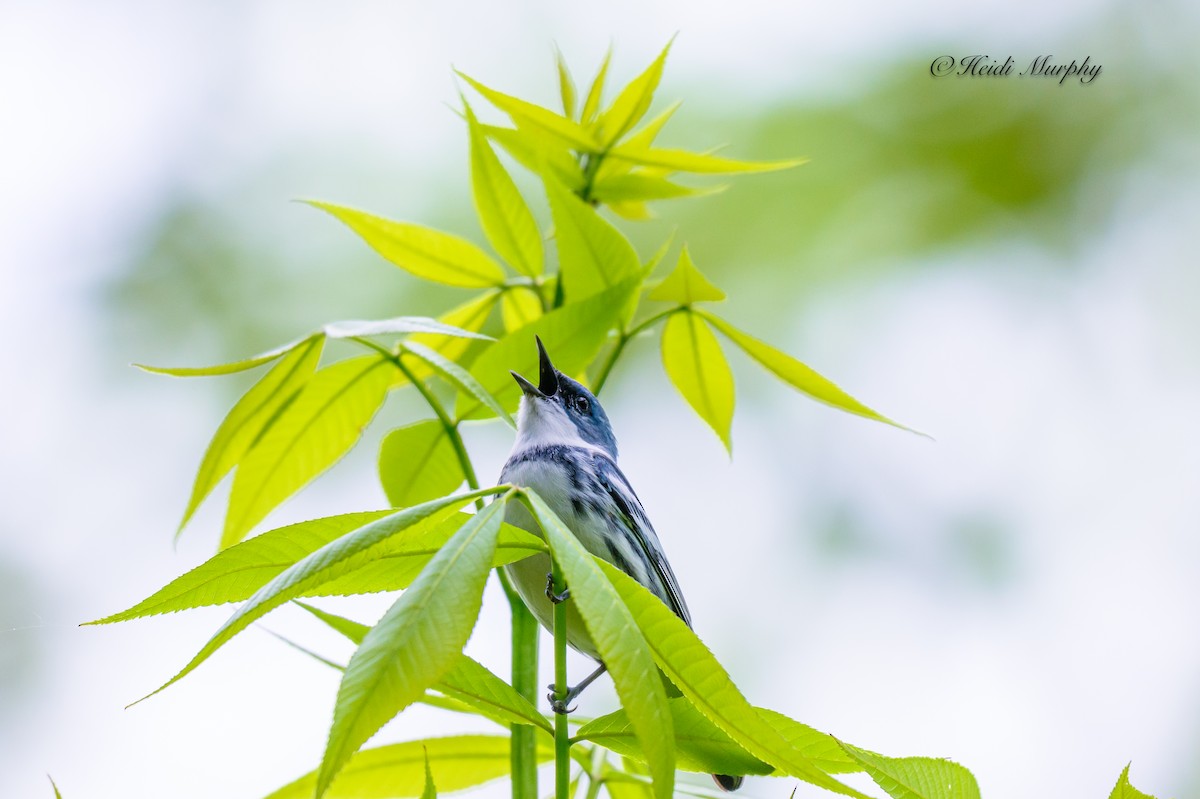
90, 42, 1154, 799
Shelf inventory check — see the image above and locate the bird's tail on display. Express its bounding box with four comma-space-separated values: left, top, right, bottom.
712, 774, 743, 791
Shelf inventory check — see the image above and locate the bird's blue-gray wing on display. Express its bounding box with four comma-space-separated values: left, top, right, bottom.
593, 452, 693, 628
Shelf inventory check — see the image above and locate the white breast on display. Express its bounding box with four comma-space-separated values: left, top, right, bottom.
498, 447, 609, 661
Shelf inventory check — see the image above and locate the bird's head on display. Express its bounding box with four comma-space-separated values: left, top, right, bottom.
510, 337, 617, 458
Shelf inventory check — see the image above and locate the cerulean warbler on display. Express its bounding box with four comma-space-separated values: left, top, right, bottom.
500, 337, 742, 792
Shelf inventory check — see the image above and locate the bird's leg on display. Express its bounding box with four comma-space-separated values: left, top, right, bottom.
545, 572, 570, 604
542, 570, 603, 713
547, 663, 607, 715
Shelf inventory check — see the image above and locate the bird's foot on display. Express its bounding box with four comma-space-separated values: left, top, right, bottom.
545, 664, 607, 716
545, 572, 569, 604
546, 683, 581, 715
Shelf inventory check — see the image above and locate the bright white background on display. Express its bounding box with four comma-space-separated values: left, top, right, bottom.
2, 2, 1198, 798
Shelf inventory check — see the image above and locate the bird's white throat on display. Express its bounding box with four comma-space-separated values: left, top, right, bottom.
510, 396, 591, 454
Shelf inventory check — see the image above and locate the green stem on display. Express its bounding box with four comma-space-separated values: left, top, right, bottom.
346, 335, 398, 361
591, 307, 680, 396
352, 338, 483, 506
578, 147, 609, 205
351, 336, 540, 799
627, 307, 682, 339
551, 560, 571, 799
548, 149, 610, 311
590, 336, 627, 397
510, 588, 540, 799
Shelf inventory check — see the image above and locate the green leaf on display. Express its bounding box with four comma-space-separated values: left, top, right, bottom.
647, 246, 726, 304
310, 201, 506, 288
660, 312, 735, 453
48, 776, 62, 799
598, 563, 871, 798
457, 72, 599, 153
642, 231, 676, 276
87, 511, 394, 624
697, 310, 923, 435
591, 174, 723, 204
555, 48, 576, 119
464, 101, 544, 278
606, 145, 805, 175
578, 700, 861, 778
456, 274, 642, 419
627, 232, 676, 329
419, 691, 483, 716
323, 317, 493, 341
139, 316, 487, 383
311, 514, 545, 599
176, 335, 324, 536
91, 508, 540, 624
1108, 763, 1158, 799
400, 341, 516, 429
618, 258, 658, 331
133, 487, 503, 703
408, 291, 501, 371
316, 497, 510, 795
264, 735, 552, 799
608, 201, 653, 221
294, 600, 371, 643
520, 491, 675, 799
593, 101, 682, 184
545, 178, 640, 301
838, 744, 980, 799
758, 708, 862, 775
482, 124, 584, 191
135, 335, 314, 377
578, 698, 772, 777
265, 628, 348, 671
420, 750, 437, 799
620, 101, 681, 153
223, 355, 394, 547
599, 40, 672, 146
603, 772, 654, 799
297, 602, 551, 733
439, 654, 553, 733
141, 315, 488, 380
378, 421, 465, 508
581, 49, 611, 125
501, 286, 544, 332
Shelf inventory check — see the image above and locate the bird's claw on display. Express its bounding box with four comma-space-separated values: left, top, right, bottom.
546, 688, 577, 715
545, 572, 569, 604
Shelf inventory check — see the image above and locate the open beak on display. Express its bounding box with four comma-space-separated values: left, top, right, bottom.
510, 335, 560, 398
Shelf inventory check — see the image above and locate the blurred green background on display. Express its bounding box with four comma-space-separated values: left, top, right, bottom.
2, 2, 1198, 798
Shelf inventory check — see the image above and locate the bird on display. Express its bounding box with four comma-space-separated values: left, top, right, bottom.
499, 336, 743, 792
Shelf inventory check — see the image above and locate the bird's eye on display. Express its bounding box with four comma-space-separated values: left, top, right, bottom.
574, 396, 590, 414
